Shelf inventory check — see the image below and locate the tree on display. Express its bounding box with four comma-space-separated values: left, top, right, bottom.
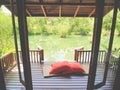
116, 11, 120, 36
0, 9, 14, 56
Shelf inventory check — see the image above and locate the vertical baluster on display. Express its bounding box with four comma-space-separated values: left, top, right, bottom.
85, 51, 87, 63
87, 51, 88, 63
98, 51, 100, 63
33, 51, 34, 63
35, 51, 37, 63
89, 51, 91, 63
102, 51, 104, 63
33, 51, 36, 63
36, 51, 38, 63
37, 51, 40, 62
31, 51, 33, 63
5, 57, 7, 70
29, 51, 30, 63
40, 50, 42, 63
101, 51, 104, 63
20, 51, 22, 64
79, 51, 81, 63
100, 51, 102, 63
86, 51, 88, 63
82, 50, 84, 63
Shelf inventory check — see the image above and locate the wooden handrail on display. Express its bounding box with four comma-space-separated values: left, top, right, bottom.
74, 48, 107, 63
18, 49, 44, 63
0, 52, 17, 72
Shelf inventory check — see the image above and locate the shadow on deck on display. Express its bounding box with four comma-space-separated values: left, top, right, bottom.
5, 63, 116, 90
2, 48, 118, 90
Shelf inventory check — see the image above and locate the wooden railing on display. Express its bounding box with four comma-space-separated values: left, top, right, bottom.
74, 48, 119, 70
0, 52, 17, 72
74, 48, 107, 63
18, 49, 44, 63
0, 48, 118, 72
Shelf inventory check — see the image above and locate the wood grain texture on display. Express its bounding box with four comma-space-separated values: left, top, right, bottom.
5, 63, 116, 90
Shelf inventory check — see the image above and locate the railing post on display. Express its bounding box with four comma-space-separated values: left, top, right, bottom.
41, 49, 44, 61
38, 46, 44, 63
74, 46, 84, 62
74, 49, 79, 62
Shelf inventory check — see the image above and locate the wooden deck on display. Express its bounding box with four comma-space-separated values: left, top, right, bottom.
5, 63, 116, 90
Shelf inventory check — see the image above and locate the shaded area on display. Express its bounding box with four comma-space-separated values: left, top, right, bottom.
5, 63, 116, 90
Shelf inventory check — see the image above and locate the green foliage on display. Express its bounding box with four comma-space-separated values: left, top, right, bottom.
28, 35, 120, 61
112, 48, 120, 56
27, 17, 94, 37
0, 9, 14, 56
102, 10, 120, 36
69, 18, 93, 35
116, 11, 120, 36
103, 11, 113, 31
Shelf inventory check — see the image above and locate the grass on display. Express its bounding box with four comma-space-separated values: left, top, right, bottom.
28, 35, 92, 61
27, 35, 120, 62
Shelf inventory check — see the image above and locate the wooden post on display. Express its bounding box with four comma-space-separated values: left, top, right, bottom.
0, 62, 6, 90
103, 0, 118, 84
10, 0, 22, 82
87, 0, 104, 90
74, 49, 79, 62
0, 1, 6, 90
16, 0, 33, 90
74, 46, 84, 62
38, 47, 44, 63
0, 1, 1, 7
113, 57, 120, 90
40, 49, 44, 62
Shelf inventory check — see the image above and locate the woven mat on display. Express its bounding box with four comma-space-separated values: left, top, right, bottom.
43, 64, 89, 78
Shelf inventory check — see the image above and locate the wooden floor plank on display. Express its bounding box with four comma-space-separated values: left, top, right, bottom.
5, 63, 116, 90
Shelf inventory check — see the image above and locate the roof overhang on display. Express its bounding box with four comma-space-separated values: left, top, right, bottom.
1, 0, 114, 17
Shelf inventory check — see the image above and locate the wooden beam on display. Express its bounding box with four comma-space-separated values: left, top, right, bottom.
26, 9, 31, 16
59, 5, 61, 17
74, 6, 80, 17
3, 2, 95, 6
3, 1, 114, 6
103, 0, 118, 85
27, 13, 91, 17
16, 0, 33, 90
10, 0, 23, 84
41, 5, 46, 17
87, 0, 104, 90
0, 0, 2, 7
88, 8, 95, 17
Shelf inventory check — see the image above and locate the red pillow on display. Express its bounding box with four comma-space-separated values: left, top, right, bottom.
49, 61, 71, 74
62, 62, 85, 74
70, 62, 85, 73
51, 61, 68, 67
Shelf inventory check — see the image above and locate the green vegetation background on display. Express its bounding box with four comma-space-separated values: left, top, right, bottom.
0, 8, 120, 60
